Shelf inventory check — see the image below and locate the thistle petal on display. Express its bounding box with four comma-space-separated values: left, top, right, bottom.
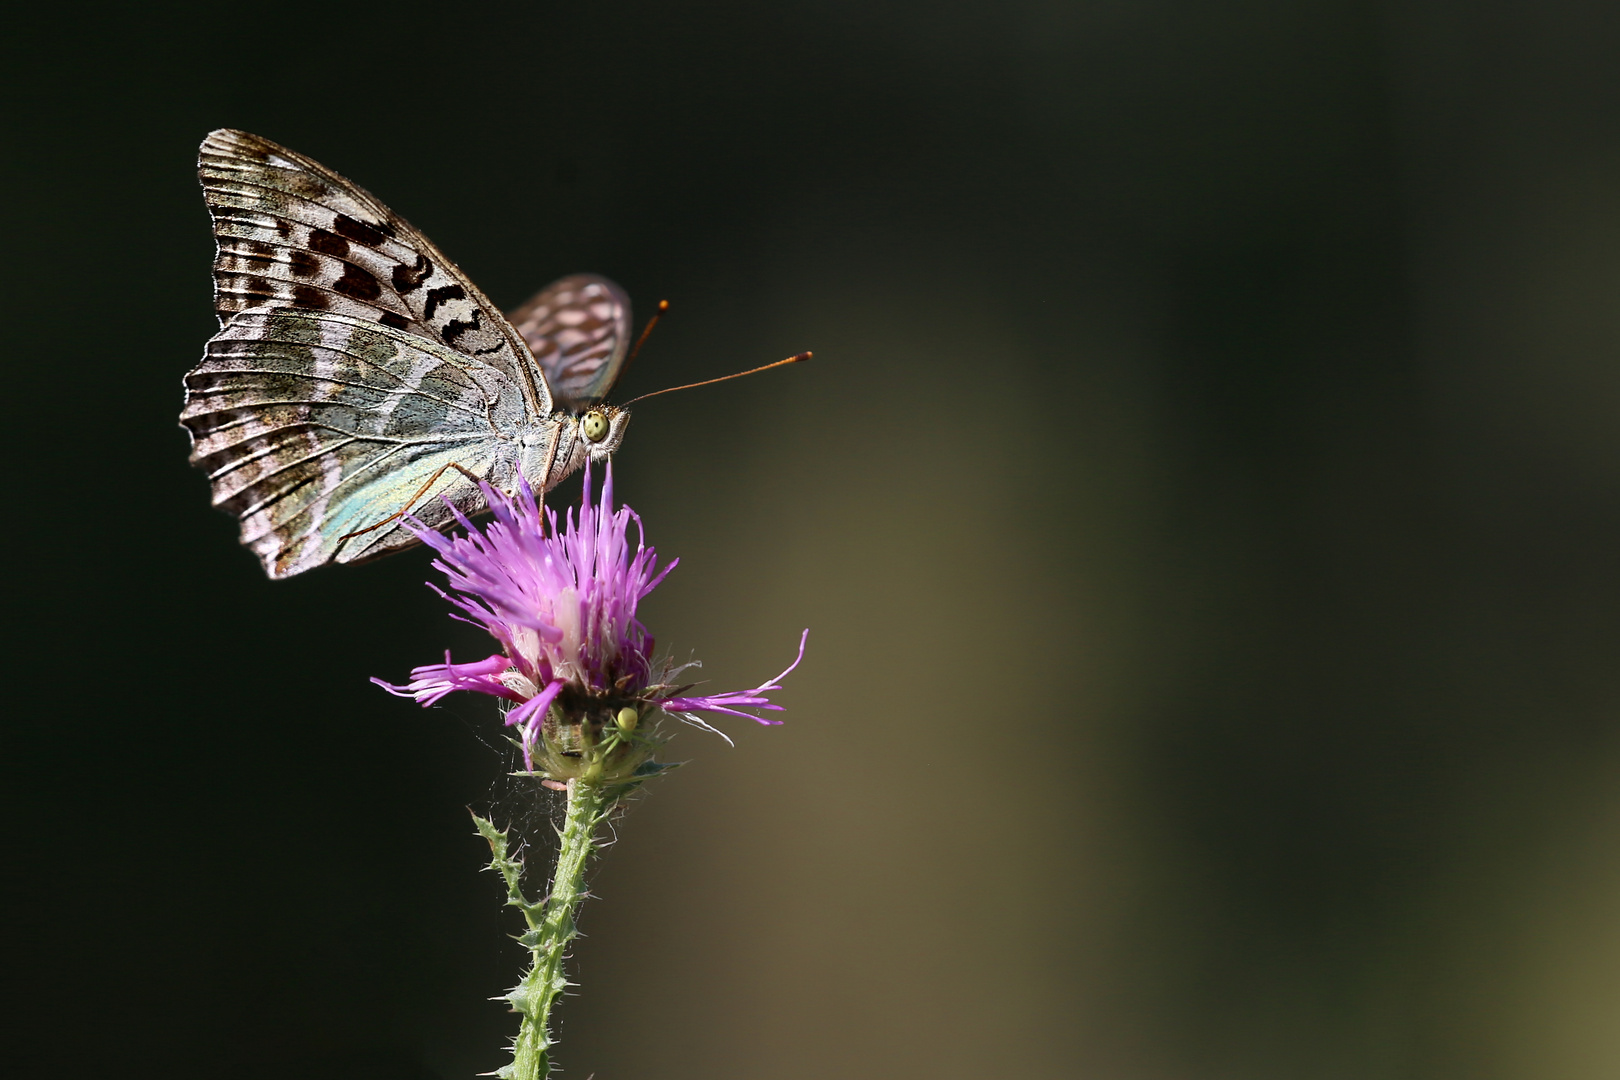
372, 463, 805, 762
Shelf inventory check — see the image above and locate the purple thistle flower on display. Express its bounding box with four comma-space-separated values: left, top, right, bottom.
373, 462, 806, 776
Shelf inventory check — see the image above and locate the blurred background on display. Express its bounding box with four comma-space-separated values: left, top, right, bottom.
7, 1, 1620, 1077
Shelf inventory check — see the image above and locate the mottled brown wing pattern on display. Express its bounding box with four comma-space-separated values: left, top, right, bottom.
181, 309, 530, 578
507, 274, 631, 410
199, 128, 549, 416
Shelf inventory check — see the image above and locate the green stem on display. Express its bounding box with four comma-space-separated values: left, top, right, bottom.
474, 778, 611, 1080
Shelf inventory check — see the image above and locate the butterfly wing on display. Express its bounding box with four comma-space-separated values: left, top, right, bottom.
188, 129, 570, 578
181, 309, 536, 578
506, 274, 632, 411
198, 128, 552, 417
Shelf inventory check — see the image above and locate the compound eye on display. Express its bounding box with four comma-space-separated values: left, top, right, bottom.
581, 410, 610, 443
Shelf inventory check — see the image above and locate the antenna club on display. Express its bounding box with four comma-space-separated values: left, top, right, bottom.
624, 298, 671, 371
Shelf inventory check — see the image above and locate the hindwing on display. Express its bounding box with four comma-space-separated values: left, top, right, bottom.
181, 309, 531, 578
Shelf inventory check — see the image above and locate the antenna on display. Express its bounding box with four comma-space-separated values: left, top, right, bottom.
623, 352, 812, 406
619, 299, 669, 382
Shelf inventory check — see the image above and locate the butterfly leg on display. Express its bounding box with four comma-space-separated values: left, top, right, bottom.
534, 433, 560, 534
335, 461, 486, 545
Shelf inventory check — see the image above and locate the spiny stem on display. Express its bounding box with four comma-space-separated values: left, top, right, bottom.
474, 778, 611, 1080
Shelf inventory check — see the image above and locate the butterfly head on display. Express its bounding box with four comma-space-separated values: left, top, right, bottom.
577, 404, 630, 463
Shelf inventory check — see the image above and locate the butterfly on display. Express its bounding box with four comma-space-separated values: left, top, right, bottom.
180, 129, 636, 579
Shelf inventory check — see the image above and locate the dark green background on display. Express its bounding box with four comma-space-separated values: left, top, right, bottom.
8, 1, 1620, 1077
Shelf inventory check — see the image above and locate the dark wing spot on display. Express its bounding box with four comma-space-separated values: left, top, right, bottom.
423, 283, 466, 320
332, 264, 383, 302
378, 311, 409, 330
332, 213, 393, 247
274, 217, 292, 238
307, 228, 348, 258
236, 275, 279, 303
291, 284, 328, 309
391, 254, 432, 294
440, 311, 482, 342
288, 250, 319, 278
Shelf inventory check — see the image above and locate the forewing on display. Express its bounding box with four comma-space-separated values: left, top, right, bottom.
199, 129, 551, 417
181, 309, 531, 578
506, 274, 631, 410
